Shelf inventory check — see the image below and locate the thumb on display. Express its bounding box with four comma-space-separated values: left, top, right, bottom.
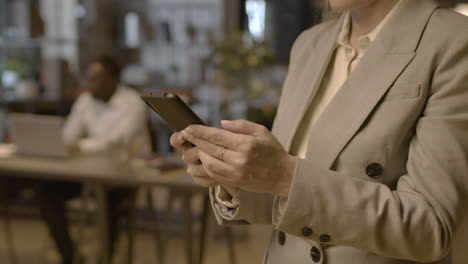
221, 120, 266, 136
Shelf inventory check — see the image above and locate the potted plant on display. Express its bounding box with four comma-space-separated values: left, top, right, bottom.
1, 57, 39, 100
206, 31, 274, 120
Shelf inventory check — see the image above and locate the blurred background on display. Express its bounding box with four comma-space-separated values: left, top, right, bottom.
0, 0, 467, 264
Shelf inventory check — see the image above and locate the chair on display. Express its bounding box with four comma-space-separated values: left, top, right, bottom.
74, 183, 138, 264
154, 187, 236, 264
0, 185, 18, 264
97, 120, 237, 264
143, 119, 237, 264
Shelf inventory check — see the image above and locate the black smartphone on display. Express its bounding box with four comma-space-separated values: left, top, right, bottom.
141, 91, 205, 132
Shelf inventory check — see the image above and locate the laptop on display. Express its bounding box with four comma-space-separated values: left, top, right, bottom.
9, 113, 68, 158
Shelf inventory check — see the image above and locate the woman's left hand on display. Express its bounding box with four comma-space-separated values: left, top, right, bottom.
180, 120, 297, 197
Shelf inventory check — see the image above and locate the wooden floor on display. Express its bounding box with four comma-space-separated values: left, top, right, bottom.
2, 214, 468, 264
3, 186, 466, 264
0, 216, 272, 264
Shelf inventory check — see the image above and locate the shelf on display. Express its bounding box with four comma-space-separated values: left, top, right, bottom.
0, 38, 41, 48
0, 96, 75, 106
0, 38, 85, 49
123, 1, 221, 11
146, 42, 211, 48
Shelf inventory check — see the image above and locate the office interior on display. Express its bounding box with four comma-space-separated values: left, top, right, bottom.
0, 0, 467, 264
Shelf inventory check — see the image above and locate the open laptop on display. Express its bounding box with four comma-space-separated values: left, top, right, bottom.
9, 113, 68, 158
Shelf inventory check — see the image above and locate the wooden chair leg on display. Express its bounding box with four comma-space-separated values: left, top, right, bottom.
224, 226, 236, 264
96, 185, 111, 264
74, 183, 94, 264
146, 188, 164, 264
126, 192, 137, 264
163, 189, 175, 264
197, 192, 236, 264
1, 196, 18, 264
197, 193, 210, 264
181, 193, 193, 264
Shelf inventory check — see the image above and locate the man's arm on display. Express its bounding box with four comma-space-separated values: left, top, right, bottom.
63, 93, 89, 145
79, 96, 148, 153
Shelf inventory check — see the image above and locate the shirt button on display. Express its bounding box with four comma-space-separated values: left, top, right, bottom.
366, 163, 384, 179
310, 246, 321, 262
278, 231, 286, 246
301, 227, 314, 237
320, 234, 331, 243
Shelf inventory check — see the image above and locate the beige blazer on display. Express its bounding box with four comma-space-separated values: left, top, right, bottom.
210, 0, 468, 263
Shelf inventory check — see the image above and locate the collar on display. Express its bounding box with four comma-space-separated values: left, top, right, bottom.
108, 85, 128, 105
91, 85, 126, 106
337, 0, 402, 50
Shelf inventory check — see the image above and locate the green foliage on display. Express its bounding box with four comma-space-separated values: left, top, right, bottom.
207, 32, 274, 91
0, 56, 34, 79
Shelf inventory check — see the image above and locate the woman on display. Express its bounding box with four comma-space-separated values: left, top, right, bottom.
171, 0, 468, 263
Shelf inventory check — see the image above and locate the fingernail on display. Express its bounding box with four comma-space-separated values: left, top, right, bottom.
221, 120, 231, 125
178, 134, 184, 141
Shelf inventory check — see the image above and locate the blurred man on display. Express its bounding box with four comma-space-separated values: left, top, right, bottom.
36, 56, 151, 264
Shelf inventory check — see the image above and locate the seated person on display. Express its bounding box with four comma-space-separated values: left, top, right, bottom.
35, 56, 151, 264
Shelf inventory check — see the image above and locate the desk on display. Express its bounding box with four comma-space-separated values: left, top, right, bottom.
0, 154, 208, 264
0, 154, 198, 189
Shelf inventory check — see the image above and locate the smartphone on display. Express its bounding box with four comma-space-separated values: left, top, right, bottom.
141, 91, 205, 132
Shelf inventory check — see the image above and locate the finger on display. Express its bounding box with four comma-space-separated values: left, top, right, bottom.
198, 150, 236, 181
182, 125, 247, 150
183, 147, 201, 164
192, 175, 218, 187
182, 133, 241, 167
182, 141, 195, 149
221, 120, 269, 137
204, 169, 235, 187
187, 165, 218, 187
187, 164, 208, 178
180, 132, 227, 161
170, 132, 187, 149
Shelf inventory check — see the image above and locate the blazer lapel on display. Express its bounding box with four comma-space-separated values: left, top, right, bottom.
304, 0, 439, 169
280, 18, 343, 151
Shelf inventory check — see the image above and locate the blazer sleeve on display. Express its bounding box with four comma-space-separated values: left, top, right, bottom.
272, 32, 468, 262
209, 27, 317, 226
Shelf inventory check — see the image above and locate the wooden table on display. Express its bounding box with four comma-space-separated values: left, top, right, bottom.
0, 154, 197, 188
0, 153, 208, 264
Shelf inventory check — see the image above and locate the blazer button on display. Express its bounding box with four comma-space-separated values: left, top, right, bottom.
310, 246, 321, 263
278, 231, 286, 246
366, 163, 384, 179
301, 227, 314, 237
320, 234, 331, 243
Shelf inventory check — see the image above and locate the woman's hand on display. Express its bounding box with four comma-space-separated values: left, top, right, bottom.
180, 120, 297, 197
170, 132, 217, 187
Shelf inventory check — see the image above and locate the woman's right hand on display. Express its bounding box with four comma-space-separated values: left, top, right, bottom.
170, 132, 218, 187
